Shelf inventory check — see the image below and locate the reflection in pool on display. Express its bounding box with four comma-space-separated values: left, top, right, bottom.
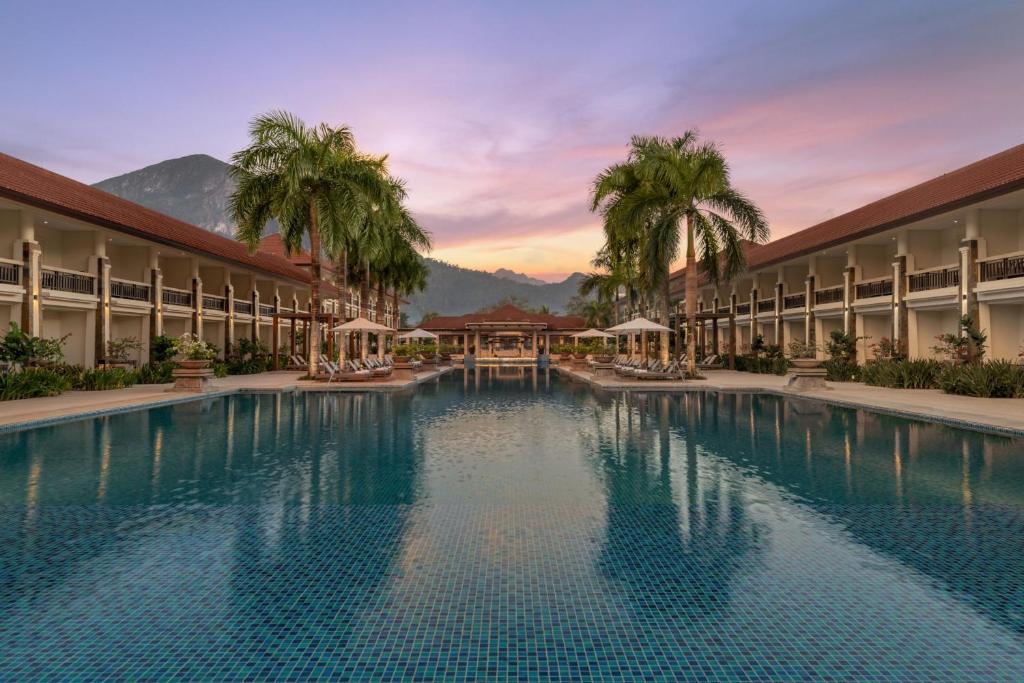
0, 368, 1022, 680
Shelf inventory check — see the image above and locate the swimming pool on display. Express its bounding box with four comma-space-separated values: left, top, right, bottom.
1, 368, 1022, 680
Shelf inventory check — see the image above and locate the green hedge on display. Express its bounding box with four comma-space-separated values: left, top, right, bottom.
734, 355, 789, 375
860, 359, 943, 389
938, 361, 1024, 398
0, 367, 72, 400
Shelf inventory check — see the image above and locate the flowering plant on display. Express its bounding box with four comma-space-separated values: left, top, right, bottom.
175, 333, 217, 361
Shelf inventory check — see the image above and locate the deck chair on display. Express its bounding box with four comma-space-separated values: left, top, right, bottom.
698, 354, 724, 370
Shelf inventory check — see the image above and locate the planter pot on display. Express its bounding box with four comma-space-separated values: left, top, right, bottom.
573, 353, 588, 360
559, 354, 573, 361
790, 358, 822, 369
176, 359, 212, 370
593, 355, 614, 364
393, 355, 411, 363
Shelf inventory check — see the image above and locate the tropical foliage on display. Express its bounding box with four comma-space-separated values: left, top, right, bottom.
588, 131, 769, 371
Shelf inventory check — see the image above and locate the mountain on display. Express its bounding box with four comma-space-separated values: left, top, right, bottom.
406, 260, 585, 322
93, 156, 589, 320
94, 154, 237, 235
492, 268, 547, 286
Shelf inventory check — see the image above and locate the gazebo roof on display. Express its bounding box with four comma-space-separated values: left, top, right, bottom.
419, 304, 586, 332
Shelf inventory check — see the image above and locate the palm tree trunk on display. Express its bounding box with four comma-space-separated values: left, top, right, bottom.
376, 280, 385, 325
685, 212, 698, 376
660, 269, 671, 364
308, 202, 321, 379
392, 290, 399, 330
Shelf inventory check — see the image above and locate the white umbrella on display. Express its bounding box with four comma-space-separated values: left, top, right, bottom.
605, 317, 673, 333
399, 328, 438, 340
572, 328, 614, 338
331, 317, 393, 332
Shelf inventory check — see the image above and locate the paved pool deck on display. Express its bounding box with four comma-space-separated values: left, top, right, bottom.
556, 366, 1024, 437
0, 364, 1020, 436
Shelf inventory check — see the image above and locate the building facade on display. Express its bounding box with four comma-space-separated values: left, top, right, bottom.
0, 153, 398, 367
647, 144, 1024, 362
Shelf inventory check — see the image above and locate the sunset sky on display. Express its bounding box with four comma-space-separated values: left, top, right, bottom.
3, 1, 1023, 281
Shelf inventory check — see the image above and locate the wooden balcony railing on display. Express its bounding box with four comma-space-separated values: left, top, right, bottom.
110, 278, 150, 302
202, 294, 227, 312
717, 305, 730, 313
0, 259, 20, 286
162, 287, 193, 307
908, 266, 959, 292
41, 267, 95, 295
855, 278, 893, 300
735, 302, 751, 315
980, 253, 1024, 282
814, 286, 844, 305
783, 292, 806, 309
757, 298, 775, 313
233, 299, 253, 315
259, 304, 276, 316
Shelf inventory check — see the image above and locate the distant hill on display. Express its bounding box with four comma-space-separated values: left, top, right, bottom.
492, 268, 547, 286
94, 156, 589, 320
94, 154, 238, 235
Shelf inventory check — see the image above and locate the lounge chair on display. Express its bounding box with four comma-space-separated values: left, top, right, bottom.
287, 354, 307, 370
635, 360, 682, 380
698, 354, 724, 370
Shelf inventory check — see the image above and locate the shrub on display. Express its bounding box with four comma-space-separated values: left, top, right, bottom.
106, 337, 143, 364
136, 361, 175, 384
860, 359, 942, 389
176, 333, 217, 361
226, 338, 271, 375
823, 359, 859, 382
932, 316, 987, 363
72, 367, 138, 391
151, 335, 178, 363
0, 367, 72, 400
938, 361, 1024, 398
735, 355, 789, 375
0, 323, 69, 366
212, 361, 229, 378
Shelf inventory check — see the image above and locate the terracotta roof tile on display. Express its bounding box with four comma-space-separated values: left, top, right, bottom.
0, 153, 311, 283
420, 304, 586, 331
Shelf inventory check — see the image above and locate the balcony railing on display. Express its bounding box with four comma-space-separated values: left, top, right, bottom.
908, 266, 959, 292
0, 259, 20, 286
110, 278, 150, 302
717, 305, 730, 313
162, 287, 193, 308
855, 278, 893, 300
814, 286, 844, 305
735, 302, 751, 315
259, 304, 276, 317
980, 253, 1024, 282
202, 294, 227, 312
233, 299, 253, 315
41, 267, 95, 295
757, 298, 775, 313
783, 292, 806, 309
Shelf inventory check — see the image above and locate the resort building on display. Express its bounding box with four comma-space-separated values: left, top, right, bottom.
0, 153, 399, 367
420, 304, 587, 358
651, 143, 1024, 362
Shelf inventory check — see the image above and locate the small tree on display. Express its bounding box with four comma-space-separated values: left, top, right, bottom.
932, 316, 987, 364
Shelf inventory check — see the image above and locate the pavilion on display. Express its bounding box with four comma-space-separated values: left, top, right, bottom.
418, 305, 587, 358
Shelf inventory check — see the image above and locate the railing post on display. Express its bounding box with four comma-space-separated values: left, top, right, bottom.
842, 267, 855, 338
93, 256, 110, 367
804, 275, 815, 348
893, 256, 908, 356
251, 289, 259, 342
225, 283, 234, 355
774, 282, 784, 348
192, 276, 203, 339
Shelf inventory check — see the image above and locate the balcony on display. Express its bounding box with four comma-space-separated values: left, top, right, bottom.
233, 299, 253, 316
259, 304, 276, 317
814, 286, 844, 305
980, 253, 1024, 282
908, 266, 959, 292
717, 305, 730, 313
756, 298, 775, 313
41, 266, 95, 295
735, 302, 751, 315
855, 278, 893, 300
202, 294, 227, 312
162, 286, 193, 308
110, 278, 150, 302
783, 292, 806, 310
0, 259, 20, 286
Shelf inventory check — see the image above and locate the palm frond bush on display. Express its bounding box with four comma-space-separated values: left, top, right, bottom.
938, 361, 1024, 398
73, 368, 139, 391
136, 361, 176, 384
860, 359, 942, 389
0, 368, 72, 400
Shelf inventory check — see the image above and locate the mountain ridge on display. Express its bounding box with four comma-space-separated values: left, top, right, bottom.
91, 155, 588, 321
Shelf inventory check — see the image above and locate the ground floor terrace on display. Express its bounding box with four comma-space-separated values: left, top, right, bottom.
0, 367, 1022, 680
419, 303, 589, 359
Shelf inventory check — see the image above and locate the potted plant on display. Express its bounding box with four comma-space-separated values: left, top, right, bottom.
392, 343, 415, 363
105, 337, 143, 368
175, 333, 216, 369
787, 340, 820, 369
554, 343, 574, 361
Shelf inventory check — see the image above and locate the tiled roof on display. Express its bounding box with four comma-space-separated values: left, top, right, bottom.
669, 142, 1024, 290
0, 152, 311, 283
420, 304, 586, 331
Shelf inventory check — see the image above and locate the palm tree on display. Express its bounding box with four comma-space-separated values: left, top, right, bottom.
580, 299, 613, 328
230, 111, 392, 377
591, 131, 768, 373
579, 248, 635, 325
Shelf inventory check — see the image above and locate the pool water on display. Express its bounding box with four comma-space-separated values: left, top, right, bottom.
1, 368, 1022, 681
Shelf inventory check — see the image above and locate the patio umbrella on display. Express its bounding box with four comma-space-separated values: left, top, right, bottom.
398, 328, 438, 340
331, 317, 394, 361
572, 328, 614, 338
605, 317, 673, 360
605, 317, 673, 333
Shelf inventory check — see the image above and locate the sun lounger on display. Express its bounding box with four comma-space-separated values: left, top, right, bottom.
634, 360, 682, 380
698, 354, 724, 370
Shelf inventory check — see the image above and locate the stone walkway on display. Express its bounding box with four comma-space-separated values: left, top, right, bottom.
0, 365, 1020, 436
556, 367, 1024, 436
